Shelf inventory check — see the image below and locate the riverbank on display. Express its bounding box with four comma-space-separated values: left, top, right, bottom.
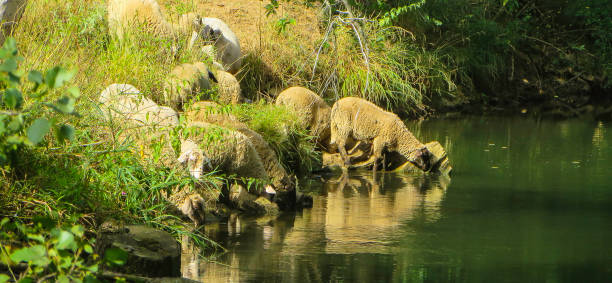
1, 0, 610, 281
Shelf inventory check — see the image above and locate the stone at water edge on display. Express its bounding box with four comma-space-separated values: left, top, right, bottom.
96, 222, 181, 278
0, 0, 27, 45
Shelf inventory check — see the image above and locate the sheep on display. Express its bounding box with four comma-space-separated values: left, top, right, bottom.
192, 17, 242, 74
177, 121, 276, 197
0, 0, 27, 45
163, 62, 217, 111
214, 70, 243, 104
99, 83, 178, 128
330, 97, 434, 172
184, 102, 295, 194
107, 0, 175, 41
275, 86, 331, 150
99, 84, 179, 165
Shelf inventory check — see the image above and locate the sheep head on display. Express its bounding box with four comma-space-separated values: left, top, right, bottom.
408, 146, 434, 172
178, 139, 210, 179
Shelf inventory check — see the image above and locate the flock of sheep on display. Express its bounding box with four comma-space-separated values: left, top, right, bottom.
99, 0, 440, 225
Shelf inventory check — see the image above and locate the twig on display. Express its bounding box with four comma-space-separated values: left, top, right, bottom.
311, 18, 335, 81
49, 141, 105, 151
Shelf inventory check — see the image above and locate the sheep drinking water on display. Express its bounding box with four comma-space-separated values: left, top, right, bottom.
330, 97, 434, 172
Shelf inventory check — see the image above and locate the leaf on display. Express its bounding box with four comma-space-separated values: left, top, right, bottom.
103, 248, 128, 266
70, 225, 84, 238
28, 70, 43, 85
56, 124, 75, 142
0, 58, 18, 73
17, 278, 34, 283
56, 275, 70, 283
44, 67, 75, 89
10, 245, 50, 267
54, 230, 77, 251
83, 244, 93, 254
27, 118, 51, 145
26, 234, 45, 243
55, 96, 75, 114
3, 88, 23, 109
0, 218, 8, 228
0, 37, 17, 57
67, 86, 80, 98
0, 274, 9, 283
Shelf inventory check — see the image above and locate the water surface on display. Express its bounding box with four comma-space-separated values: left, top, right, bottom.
183, 117, 612, 282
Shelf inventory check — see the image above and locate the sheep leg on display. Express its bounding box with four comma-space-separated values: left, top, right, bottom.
346, 140, 363, 155
352, 138, 384, 171
336, 137, 351, 167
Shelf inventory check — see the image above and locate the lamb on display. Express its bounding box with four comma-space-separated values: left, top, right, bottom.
275, 87, 331, 149
163, 62, 217, 111
177, 121, 276, 196
330, 97, 434, 172
184, 102, 295, 194
192, 17, 242, 74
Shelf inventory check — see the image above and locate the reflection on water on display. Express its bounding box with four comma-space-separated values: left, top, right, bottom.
182, 117, 612, 283
182, 171, 449, 282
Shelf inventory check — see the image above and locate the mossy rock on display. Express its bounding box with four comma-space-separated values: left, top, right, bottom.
97, 223, 181, 278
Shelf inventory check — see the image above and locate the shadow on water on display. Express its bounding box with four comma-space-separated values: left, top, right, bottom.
182, 117, 612, 283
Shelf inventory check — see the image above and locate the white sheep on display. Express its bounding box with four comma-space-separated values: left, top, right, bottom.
163, 62, 217, 111
184, 102, 294, 193
330, 97, 434, 172
99, 83, 178, 128
192, 17, 242, 74
214, 70, 242, 104
275, 86, 331, 149
177, 121, 276, 196
107, 0, 175, 41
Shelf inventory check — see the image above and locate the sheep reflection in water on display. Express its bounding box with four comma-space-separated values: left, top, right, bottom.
181, 171, 450, 281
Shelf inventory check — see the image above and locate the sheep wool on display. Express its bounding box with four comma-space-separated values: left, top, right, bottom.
330, 97, 433, 172
276, 86, 332, 149
198, 17, 242, 74
184, 102, 294, 192
163, 63, 213, 111
99, 83, 179, 166
178, 121, 270, 183
108, 0, 175, 41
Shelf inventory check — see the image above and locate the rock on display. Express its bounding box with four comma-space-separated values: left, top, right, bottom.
0, 0, 27, 45
253, 197, 280, 215
97, 222, 181, 278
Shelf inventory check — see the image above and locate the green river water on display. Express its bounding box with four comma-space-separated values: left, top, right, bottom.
182, 117, 612, 282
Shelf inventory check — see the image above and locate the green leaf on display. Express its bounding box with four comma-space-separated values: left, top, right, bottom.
0, 218, 8, 228
83, 244, 93, 254
56, 124, 75, 142
8, 115, 23, 131
70, 225, 84, 238
10, 245, 50, 267
67, 86, 80, 98
52, 96, 75, 114
0, 58, 18, 73
17, 278, 34, 283
28, 70, 43, 85
44, 67, 75, 89
0, 37, 17, 57
26, 234, 45, 243
103, 248, 128, 266
27, 118, 51, 145
3, 88, 23, 109
0, 274, 9, 283
54, 230, 76, 251
56, 275, 70, 283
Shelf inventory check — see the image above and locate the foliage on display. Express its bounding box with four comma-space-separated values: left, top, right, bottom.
228, 102, 320, 174
0, 218, 127, 282
0, 38, 79, 166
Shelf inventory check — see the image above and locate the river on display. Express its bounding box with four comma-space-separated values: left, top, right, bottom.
181, 116, 612, 282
